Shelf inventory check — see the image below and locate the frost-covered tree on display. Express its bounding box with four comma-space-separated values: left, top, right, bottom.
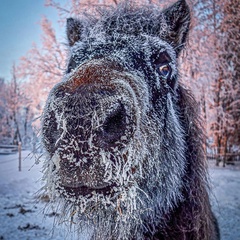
210, 0, 240, 165
178, 0, 240, 165
18, 16, 65, 113
0, 65, 31, 145
0, 78, 12, 144
178, 0, 220, 143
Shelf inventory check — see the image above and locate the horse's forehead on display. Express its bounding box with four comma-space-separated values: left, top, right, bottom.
71, 36, 176, 67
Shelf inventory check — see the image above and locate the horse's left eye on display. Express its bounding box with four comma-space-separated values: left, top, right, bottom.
157, 64, 171, 78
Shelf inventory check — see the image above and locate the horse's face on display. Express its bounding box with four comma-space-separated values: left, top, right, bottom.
41, 0, 191, 239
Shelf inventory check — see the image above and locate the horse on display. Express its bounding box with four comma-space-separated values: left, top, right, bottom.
41, 0, 220, 239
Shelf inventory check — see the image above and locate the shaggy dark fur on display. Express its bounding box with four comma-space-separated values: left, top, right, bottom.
41, 0, 220, 239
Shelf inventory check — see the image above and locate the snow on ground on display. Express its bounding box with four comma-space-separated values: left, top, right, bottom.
0, 151, 78, 240
209, 161, 240, 240
0, 151, 239, 240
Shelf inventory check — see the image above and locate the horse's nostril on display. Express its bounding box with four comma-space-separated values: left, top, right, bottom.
102, 104, 127, 143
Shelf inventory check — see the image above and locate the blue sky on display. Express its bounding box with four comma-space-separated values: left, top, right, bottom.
0, 0, 61, 81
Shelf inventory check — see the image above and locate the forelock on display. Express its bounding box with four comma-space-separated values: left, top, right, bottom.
80, 2, 169, 40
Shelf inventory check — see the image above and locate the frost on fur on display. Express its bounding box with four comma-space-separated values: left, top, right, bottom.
40, 0, 220, 239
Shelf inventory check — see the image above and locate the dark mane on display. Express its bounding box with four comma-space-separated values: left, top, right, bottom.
155, 85, 219, 239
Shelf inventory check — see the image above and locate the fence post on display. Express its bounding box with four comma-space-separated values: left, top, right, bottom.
18, 142, 22, 172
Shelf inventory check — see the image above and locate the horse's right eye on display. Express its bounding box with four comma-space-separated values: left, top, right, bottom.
157, 63, 171, 79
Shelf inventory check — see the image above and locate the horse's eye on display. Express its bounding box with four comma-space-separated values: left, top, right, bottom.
157, 64, 171, 78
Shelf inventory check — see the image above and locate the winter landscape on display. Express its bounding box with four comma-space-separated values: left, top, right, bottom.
0, 0, 239, 239
0, 151, 239, 240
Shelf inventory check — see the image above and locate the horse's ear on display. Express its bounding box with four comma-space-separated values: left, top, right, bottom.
66, 18, 83, 46
162, 0, 190, 54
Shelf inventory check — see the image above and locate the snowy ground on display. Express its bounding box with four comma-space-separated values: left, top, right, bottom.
209, 161, 240, 240
0, 151, 239, 240
0, 151, 78, 240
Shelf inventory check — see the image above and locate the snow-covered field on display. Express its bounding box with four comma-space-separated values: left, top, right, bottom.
0, 151, 239, 240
